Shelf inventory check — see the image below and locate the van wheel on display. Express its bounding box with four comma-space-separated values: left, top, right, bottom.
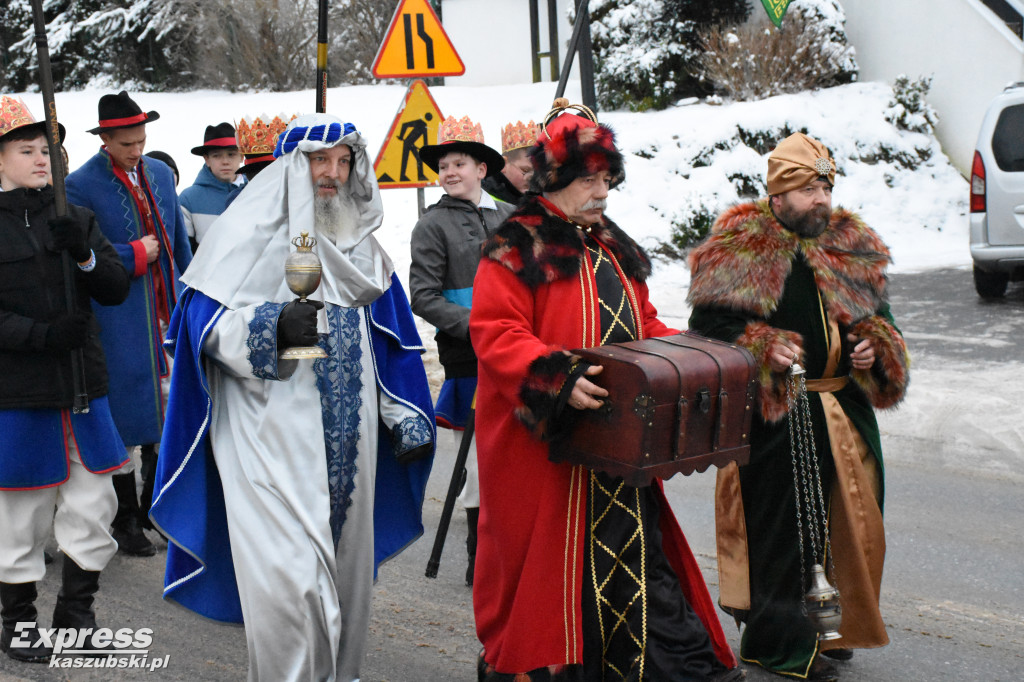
973, 265, 1009, 298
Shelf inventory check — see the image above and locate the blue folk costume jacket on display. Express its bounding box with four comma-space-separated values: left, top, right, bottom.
178, 164, 244, 249
149, 274, 435, 623
66, 151, 193, 446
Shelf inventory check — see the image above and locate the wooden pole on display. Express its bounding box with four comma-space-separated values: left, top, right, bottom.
30, 0, 89, 414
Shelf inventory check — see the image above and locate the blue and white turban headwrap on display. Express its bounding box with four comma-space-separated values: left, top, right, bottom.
181, 112, 393, 309
274, 118, 358, 158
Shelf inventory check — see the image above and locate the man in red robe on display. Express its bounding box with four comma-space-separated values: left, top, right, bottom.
469, 100, 741, 681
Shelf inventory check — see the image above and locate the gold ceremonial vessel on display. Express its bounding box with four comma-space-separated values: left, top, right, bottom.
281, 231, 327, 360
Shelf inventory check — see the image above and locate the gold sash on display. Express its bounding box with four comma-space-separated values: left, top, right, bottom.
716, 315, 888, 649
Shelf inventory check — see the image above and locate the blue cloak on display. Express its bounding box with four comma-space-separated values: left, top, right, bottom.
150, 274, 435, 623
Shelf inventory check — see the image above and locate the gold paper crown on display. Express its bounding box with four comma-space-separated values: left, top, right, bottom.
500, 120, 538, 154
0, 96, 39, 139
235, 114, 297, 156
438, 115, 485, 145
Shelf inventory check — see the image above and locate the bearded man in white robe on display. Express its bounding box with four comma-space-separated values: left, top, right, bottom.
150, 114, 435, 682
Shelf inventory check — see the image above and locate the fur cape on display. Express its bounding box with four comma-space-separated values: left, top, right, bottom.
688, 199, 909, 421
481, 194, 659, 437
482, 194, 651, 288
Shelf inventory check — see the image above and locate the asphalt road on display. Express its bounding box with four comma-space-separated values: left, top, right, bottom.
1, 268, 1020, 682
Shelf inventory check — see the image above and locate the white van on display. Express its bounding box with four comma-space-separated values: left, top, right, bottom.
970, 83, 1024, 298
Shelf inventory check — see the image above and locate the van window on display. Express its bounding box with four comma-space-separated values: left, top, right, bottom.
992, 104, 1024, 172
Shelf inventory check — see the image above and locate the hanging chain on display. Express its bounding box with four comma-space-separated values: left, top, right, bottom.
787, 371, 809, 597
787, 363, 834, 599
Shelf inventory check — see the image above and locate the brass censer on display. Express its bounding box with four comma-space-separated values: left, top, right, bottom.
281, 231, 327, 360
788, 361, 842, 641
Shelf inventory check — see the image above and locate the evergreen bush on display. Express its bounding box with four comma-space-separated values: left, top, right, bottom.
884, 75, 939, 135
587, 0, 750, 112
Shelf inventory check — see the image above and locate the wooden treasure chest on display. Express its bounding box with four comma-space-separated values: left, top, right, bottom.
552, 333, 757, 486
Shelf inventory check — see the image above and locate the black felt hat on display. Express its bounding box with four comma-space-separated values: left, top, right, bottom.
190, 122, 239, 156
235, 156, 273, 180
144, 151, 178, 186
0, 95, 65, 143
418, 115, 504, 178
87, 91, 159, 135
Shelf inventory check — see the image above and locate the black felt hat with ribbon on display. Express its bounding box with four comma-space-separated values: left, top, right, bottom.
190, 122, 239, 156
87, 91, 159, 135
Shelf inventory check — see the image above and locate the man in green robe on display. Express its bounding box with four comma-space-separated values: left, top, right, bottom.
687, 133, 910, 682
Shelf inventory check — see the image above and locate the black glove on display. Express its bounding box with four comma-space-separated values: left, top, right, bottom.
45, 312, 90, 351
278, 299, 325, 348
48, 215, 92, 262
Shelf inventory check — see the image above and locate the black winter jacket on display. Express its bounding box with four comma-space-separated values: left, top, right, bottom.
482, 174, 523, 206
0, 186, 130, 409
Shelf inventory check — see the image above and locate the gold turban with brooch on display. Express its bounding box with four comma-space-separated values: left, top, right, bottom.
766, 132, 836, 195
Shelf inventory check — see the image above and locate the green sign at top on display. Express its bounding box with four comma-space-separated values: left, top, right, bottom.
760, 0, 793, 28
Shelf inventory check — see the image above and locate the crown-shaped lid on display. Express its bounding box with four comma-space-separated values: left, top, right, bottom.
438, 115, 485, 145
500, 120, 538, 154
235, 114, 297, 156
0, 96, 39, 139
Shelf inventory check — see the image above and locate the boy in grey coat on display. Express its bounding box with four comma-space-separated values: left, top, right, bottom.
409, 116, 513, 586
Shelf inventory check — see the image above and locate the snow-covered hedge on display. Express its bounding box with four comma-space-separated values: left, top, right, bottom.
598, 81, 967, 273
698, 0, 857, 102
586, 0, 750, 111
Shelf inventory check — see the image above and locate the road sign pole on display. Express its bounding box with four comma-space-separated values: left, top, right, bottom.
555, 0, 591, 102
316, 0, 328, 113
417, 187, 426, 218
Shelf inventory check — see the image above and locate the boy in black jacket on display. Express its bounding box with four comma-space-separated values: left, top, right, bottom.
0, 97, 130, 664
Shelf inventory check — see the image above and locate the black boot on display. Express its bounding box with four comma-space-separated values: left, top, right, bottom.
52, 557, 100, 632
52, 558, 111, 656
111, 471, 155, 557
0, 582, 53, 663
465, 507, 479, 587
138, 444, 158, 530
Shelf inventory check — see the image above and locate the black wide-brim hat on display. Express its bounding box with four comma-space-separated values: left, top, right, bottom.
0, 95, 66, 143
419, 140, 505, 178
0, 120, 66, 144
87, 91, 159, 135
236, 157, 273, 180
191, 122, 239, 156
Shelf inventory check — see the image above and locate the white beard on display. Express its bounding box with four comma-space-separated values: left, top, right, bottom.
314, 182, 361, 246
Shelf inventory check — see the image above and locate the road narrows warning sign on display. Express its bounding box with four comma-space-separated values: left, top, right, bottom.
374, 80, 444, 189
372, 0, 465, 78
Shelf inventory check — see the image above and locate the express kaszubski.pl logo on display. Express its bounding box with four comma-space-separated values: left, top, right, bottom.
10, 623, 169, 671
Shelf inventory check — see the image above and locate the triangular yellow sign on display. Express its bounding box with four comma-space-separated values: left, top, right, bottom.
373, 80, 444, 189
372, 0, 465, 78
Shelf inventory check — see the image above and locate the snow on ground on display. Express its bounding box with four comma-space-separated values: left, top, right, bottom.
877, 359, 1024, 481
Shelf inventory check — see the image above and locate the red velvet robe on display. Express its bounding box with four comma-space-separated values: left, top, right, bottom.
469, 196, 737, 673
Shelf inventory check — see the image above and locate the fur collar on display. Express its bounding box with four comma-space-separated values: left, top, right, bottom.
688, 200, 892, 325
482, 194, 651, 288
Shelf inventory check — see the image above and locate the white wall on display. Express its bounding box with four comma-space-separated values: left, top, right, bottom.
843, 0, 1024, 174
440, 0, 580, 87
